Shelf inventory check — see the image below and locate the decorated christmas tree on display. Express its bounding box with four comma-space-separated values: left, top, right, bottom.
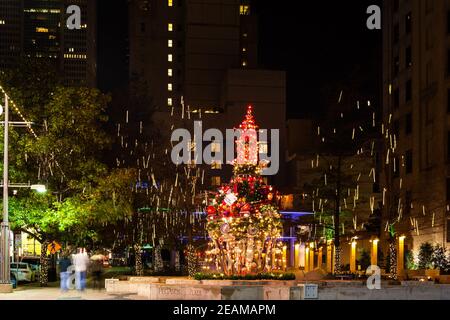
205, 106, 283, 275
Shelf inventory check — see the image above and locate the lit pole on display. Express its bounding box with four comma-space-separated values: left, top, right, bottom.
0, 93, 9, 285
0, 92, 45, 290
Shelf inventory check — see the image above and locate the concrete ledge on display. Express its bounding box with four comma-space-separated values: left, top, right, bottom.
105, 277, 450, 300
138, 283, 222, 300
127, 277, 160, 283
221, 286, 264, 300
0, 284, 13, 293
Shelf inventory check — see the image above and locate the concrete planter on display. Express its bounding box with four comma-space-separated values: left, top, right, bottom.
425, 269, 439, 279
439, 275, 450, 284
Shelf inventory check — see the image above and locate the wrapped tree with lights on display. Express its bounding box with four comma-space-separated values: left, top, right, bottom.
205, 106, 283, 276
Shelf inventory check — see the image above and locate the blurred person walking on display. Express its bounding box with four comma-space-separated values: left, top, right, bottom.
58, 250, 72, 292
90, 255, 104, 290
72, 248, 90, 291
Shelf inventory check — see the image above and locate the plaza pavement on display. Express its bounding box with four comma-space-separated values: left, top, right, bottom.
0, 286, 144, 300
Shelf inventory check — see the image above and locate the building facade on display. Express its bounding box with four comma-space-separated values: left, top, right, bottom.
382, 0, 450, 253
129, 0, 287, 188
0, 0, 97, 86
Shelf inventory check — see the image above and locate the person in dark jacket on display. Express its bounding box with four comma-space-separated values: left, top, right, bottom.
58, 252, 72, 292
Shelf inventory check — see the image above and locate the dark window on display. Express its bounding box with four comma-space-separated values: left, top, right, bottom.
394, 0, 399, 12
405, 113, 412, 135
394, 56, 399, 76
406, 80, 412, 102
177, 24, 183, 32
448, 11, 450, 34
393, 120, 400, 137
405, 13, 412, 34
447, 178, 450, 201
394, 24, 399, 43
140, 23, 145, 33
447, 219, 450, 243
393, 89, 400, 109
448, 50, 450, 75
448, 131, 450, 160
448, 89, 450, 112
405, 150, 413, 174
405, 191, 412, 215
406, 47, 412, 67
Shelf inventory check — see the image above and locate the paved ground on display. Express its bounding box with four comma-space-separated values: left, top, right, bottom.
0, 284, 142, 300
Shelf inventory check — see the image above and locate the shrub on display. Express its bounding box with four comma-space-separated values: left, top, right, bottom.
193, 272, 296, 281
405, 250, 418, 270
431, 244, 448, 271
418, 242, 434, 269
358, 249, 371, 271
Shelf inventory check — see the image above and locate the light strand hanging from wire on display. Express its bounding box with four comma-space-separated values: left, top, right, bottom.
0, 84, 39, 140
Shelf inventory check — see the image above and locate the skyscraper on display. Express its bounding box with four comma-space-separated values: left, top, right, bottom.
128, 0, 258, 111
128, 0, 287, 188
382, 0, 450, 252
0, 0, 97, 87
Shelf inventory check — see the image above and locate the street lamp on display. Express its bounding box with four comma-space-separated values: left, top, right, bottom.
0, 93, 10, 291
30, 184, 47, 193
0, 94, 45, 292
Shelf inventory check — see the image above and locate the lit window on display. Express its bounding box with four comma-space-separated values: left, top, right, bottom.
168, 39, 173, 47
0, 20, 5, 25
211, 161, 222, 170
242, 33, 248, 38
259, 142, 268, 154
211, 142, 221, 153
168, 23, 173, 31
211, 176, 221, 186
168, 69, 173, 77
240, 5, 250, 15
36, 27, 49, 33
168, 0, 173, 6
168, 98, 173, 106
168, 54, 173, 62
242, 47, 247, 52
242, 61, 247, 67
168, 83, 173, 91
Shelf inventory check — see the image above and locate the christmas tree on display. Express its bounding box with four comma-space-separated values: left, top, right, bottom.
205, 105, 283, 276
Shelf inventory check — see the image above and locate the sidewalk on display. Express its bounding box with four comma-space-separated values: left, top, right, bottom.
0, 286, 140, 300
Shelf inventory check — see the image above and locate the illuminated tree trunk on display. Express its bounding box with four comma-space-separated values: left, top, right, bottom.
39, 240, 49, 287
186, 244, 198, 277
154, 245, 163, 272
389, 240, 397, 279
333, 156, 342, 274
134, 244, 143, 276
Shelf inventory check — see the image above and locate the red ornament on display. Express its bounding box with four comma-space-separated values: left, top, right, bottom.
207, 206, 216, 215
241, 203, 251, 212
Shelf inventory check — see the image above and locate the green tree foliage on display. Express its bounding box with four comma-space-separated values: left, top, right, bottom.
431, 244, 448, 271
418, 242, 434, 270
1, 60, 112, 284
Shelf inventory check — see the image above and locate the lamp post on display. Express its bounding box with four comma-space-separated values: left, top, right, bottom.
0, 93, 9, 287
0, 93, 44, 290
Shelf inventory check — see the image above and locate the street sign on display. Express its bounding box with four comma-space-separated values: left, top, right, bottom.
14, 234, 21, 249
47, 241, 62, 255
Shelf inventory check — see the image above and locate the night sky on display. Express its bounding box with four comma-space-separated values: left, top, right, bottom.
97, 0, 382, 119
